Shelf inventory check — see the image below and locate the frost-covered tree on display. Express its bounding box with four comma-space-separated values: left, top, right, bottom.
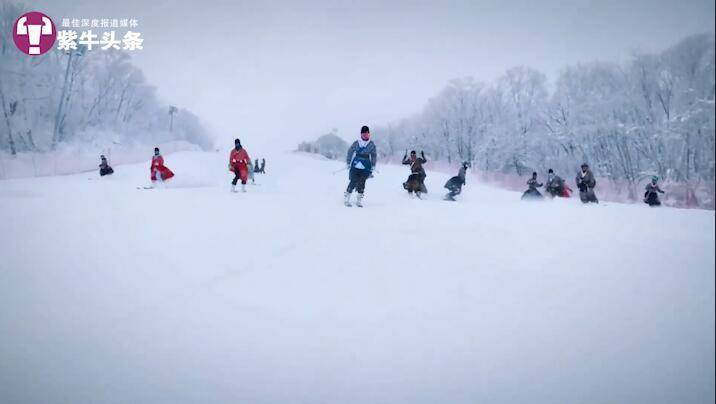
377, 34, 715, 207
0, 2, 212, 154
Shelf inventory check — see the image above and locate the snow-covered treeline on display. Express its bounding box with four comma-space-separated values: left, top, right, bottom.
297, 129, 349, 160
0, 2, 212, 158
376, 34, 715, 208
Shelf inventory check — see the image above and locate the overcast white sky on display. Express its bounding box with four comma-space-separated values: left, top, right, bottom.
34, 0, 716, 150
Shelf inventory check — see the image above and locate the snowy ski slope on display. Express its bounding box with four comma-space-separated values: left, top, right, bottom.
0, 150, 714, 404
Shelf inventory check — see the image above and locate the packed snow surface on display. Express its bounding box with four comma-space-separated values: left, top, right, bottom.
1, 151, 714, 404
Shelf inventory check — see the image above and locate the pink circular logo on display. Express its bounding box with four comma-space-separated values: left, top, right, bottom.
12, 11, 57, 56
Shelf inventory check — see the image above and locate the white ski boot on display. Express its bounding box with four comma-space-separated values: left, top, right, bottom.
241, 183, 247, 193
356, 193, 364, 207
344, 191, 352, 207
231, 184, 237, 193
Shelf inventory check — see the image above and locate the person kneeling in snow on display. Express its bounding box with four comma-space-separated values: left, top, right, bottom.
521, 172, 544, 200
644, 176, 665, 207
150, 147, 174, 183
99, 155, 114, 176
344, 125, 377, 207
229, 138, 251, 192
444, 161, 469, 201
545, 168, 570, 198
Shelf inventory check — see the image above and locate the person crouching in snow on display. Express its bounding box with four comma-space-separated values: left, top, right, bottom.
229, 138, 251, 192
444, 161, 469, 201
644, 176, 665, 206
99, 155, 114, 176
344, 125, 377, 207
521, 172, 544, 200
545, 168, 570, 198
150, 147, 174, 183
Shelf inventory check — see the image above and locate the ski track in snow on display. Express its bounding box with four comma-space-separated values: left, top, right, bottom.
0, 150, 714, 404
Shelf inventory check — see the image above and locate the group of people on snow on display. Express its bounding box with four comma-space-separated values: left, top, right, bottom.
150, 139, 259, 192
342, 124, 666, 207
343, 125, 469, 206
399, 149, 469, 201
519, 163, 666, 206
95, 125, 666, 207
521, 164, 598, 203
95, 141, 259, 192
521, 168, 573, 200
95, 147, 175, 183
253, 158, 266, 174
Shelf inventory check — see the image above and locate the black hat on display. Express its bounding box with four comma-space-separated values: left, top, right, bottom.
410, 150, 416, 155
532, 171, 537, 176
548, 168, 553, 173
234, 138, 241, 145
581, 163, 588, 168
361, 125, 370, 133
154, 147, 159, 152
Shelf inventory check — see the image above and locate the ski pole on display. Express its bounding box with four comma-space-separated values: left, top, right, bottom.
332, 166, 348, 175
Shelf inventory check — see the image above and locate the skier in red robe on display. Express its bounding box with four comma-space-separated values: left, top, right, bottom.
228, 138, 251, 192
150, 147, 174, 182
